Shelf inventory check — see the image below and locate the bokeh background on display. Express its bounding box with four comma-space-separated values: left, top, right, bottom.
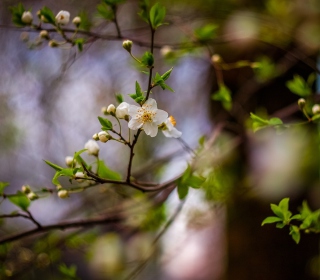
0, 0, 320, 279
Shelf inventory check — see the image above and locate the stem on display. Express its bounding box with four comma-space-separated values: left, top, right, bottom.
112, 5, 122, 38
26, 210, 42, 229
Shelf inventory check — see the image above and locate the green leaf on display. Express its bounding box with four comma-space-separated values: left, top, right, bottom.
96, 3, 114, 20
268, 118, 283, 126
253, 56, 278, 81
52, 168, 74, 185
9, 3, 26, 27
141, 51, 154, 67
161, 67, 173, 81
78, 10, 92, 31
149, 3, 166, 30
177, 181, 189, 200
212, 85, 232, 111
187, 175, 205, 189
8, 192, 30, 212
102, 0, 126, 6
74, 38, 85, 52
40, 6, 56, 25
138, 0, 150, 23
194, 24, 218, 42
289, 225, 300, 244
270, 203, 284, 219
115, 94, 124, 104
261, 216, 283, 226
97, 160, 121, 180
140, 204, 166, 231
44, 160, 63, 172
98, 116, 113, 130
286, 75, 312, 97
279, 198, 289, 211
135, 81, 143, 96
0, 182, 9, 194
250, 113, 283, 132
73, 149, 88, 166
59, 263, 79, 279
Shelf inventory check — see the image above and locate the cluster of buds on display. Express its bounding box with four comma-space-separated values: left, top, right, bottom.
101, 104, 116, 116
21, 185, 39, 200
93, 131, 112, 143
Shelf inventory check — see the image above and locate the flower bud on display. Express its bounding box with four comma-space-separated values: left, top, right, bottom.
312, 104, 320, 115
65, 156, 74, 167
116, 102, 129, 119
58, 189, 69, 199
72, 16, 81, 26
101, 106, 108, 115
27, 192, 39, 201
98, 131, 112, 143
122, 40, 133, 53
21, 185, 31, 194
40, 15, 48, 23
211, 54, 222, 63
160, 45, 173, 57
84, 140, 100, 156
92, 133, 99, 141
107, 104, 116, 115
21, 11, 33, 24
39, 30, 49, 39
75, 171, 85, 182
297, 98, 306, 109
55, 10, 70, 25
48, 40, 59, 48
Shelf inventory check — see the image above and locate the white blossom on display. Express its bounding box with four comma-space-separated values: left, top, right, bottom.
128, 98, 168, 137
84, 140, 100, 156
161, 116, 182, 138
98, 131, 111, 143
116, 102, 130, 119
65, 156, 74, 167
21, 11, 33, 24
55, 10, 70, 25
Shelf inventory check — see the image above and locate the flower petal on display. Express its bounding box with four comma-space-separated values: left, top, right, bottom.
154, 109, 168, 124
128, 105, 141, 118
144, 122, 158, 137
128, 118, 143, 130
143, 98, 157, 110
162, 127, 182, 138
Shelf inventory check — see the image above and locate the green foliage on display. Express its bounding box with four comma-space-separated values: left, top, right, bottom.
253, 56, 278, 81
0, 182, 9, 194
153, 68, 174, 92
8, 191, 30, 211
9, 3, 26, 27
102, 0, 126, 6
97, 160, 121, 180
149, 3, 166, 30
44, 160, 63, 171
40, 6, 56, 25
52, 168, 74, 185
130, 81, 145, 103
138, 0, 150, 23
78, 11, 92, 31
116, 93, 124, 104
176, 165, 205, 199
59, 263, 79, 280
96, 2, 114, 21
286, 74, 315, 97
140, 204, 166, 231
194, 24, 218, 42
141, 51, 154, 67
74, 38, 85, 52
98, 116, 113, 130
250, 112, 283, 132
212, 84, 232, 111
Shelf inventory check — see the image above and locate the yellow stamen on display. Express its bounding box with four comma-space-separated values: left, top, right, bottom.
169, 116, 176, 126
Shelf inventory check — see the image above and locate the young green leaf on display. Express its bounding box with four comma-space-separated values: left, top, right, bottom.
161, 67, 173, 81
115, 94, 124, 104
138, 0, 150, 23
8, 192, 30, 212
59, 263, 79, 279
97, 160, 121, 180
194, 24, 217, 42
289, 225, 300, 244
74, 38, 85, 52
141, 51, 154, 67
98, 116, 113, 130
286, 75, 312, 97
135, 81, 143, 96
177, 181, 189, 200
212, 85, 232, 111
9, 3, 26, 27
96, 3, 114, 20
149, 3, 166, 30
261, 216, 283, 226
77, 10, 92, 31
40, 6, 56, 25
44, 160, 63, 172
0, 182, 9, 194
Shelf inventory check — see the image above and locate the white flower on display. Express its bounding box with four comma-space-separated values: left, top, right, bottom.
161, 116, 182, 138
128, 98, 168, 137
55, 11, 70, 25
21, 11, 33, 24
98, 131, 111, 143
84, 140, 100, 156
65, 156, 74, 167
116, 102, 130, 119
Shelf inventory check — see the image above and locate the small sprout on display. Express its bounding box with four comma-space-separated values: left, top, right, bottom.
55, 10, 70, 25
58, 189, 69, 199
107, 104, 116, 115
21, 185, 31, 194
20, 32, 29, 42
72, 16, 81, 27
84, 140, 100, 156
65, 156, 74, 167
98, 131, 112, 143
122, 40, 133, 53
48, 40, 59, 48
298, 98, 306, 109
160, 45, 173, 57
92, 133, 99, 141
312, 104, 320, 115
27, 192, 39, 201
39, 30, 49, 39
211, 54, 222, 64
21, 11, 33, 25
116, 102, 129, 119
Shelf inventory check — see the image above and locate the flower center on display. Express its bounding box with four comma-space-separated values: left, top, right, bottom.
138, 107, 155, 123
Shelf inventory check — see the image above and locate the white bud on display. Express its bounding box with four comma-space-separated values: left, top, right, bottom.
122, 40, 133, 53
75, 171, 85, 182
116, 102, 130, 119
27, 192, 38, 201
92, 133, 99, 141
312, 104, 320, 115
72, 16, 81, 26
84, 140, 100, 156
160, 45, 173, 57
21, 11, 33, 24
39, 30, 49, 39
21, 185, 31, 194
107, 104, 116, 114
98, 131, 112, 143
48, 40, 59, 48
55, 10, 70, 25
65, 156, 74, 167
211, 54, 222, 63
58, 189, 69, 199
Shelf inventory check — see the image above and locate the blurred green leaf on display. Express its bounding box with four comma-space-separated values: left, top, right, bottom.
0, 182, 9, 194
212, 85, 232, 111
261, 216, 283, 226
141, 204, 166, 231
286, 75, 313, 97
138, 0, 150, 23
74, 38, 85, 52
96, 2, 114, 20
9, 3, 26, 27
149, 3, 166, 30
77, 10, 92, 31
8, 192, 30, 212
289, 225, 300, 244
250, 113, 283, 132
97, 160, 121, 180
59, 263, 79, 280
141, 51, 154, 67
253, 56, 278, 81
52, 168, 74, 185
40, 6, 56, 24
115, 94, 124, 104
194, 24, 218, 42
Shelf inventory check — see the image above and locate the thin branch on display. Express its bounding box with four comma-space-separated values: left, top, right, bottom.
26, 210, 42, 229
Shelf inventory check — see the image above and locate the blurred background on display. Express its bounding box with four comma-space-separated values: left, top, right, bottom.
0, 0, 320, 279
